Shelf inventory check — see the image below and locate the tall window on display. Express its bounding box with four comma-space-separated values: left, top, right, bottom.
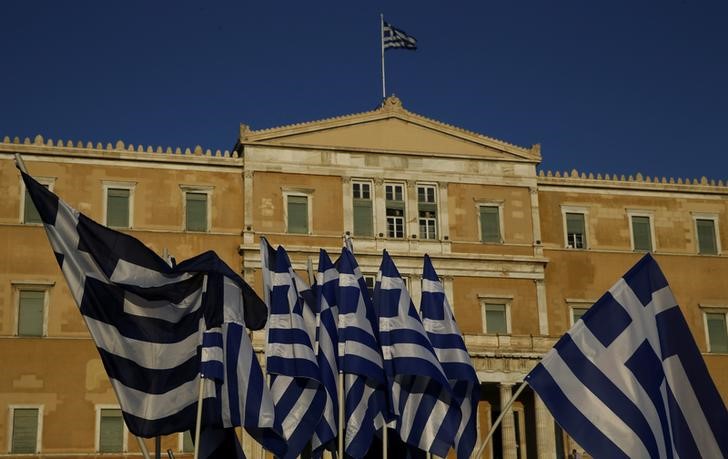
106, 187, 131, 228
286, 194, 309, 234
479, 205, 501, 243
705, 312, 728, 353
353, 181, 373, 237
482, 303, 508, 334
363, 275, 375, 300
185, 192, 208, 232
23, 181, 51, 224
696, 218, 718, 255
630, 215, 653, 251
98, 408, 124, 452
385, 183, 405, 238
17, 289, 45, 337
181, 431, 194, 453
11, 408, 40, 453
565, 212, 587, 249
417, 184, 437, 240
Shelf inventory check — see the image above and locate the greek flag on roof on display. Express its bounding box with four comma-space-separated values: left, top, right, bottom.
337, 247, 388, 458
19, 169, 279, 444
265, 245, 326, 459
311, 249, 340, 456
526, 254, 728, 459
383, 20, 417, 50
420, 254, 479, 459
375, 250, 458, 457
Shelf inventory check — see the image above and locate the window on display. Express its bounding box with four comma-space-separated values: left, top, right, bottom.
105, 184, 133, 229
22, 178, 53, 224
572, 307, 588, 324
286, 194, 310, 234
483, 303, 508, 334
353, 181, 373, 237
417, 184, 438, 240
11, 407, 40, 453
705, 312, 728, 353
17, 289, 45, 337
185, 192, 208, 232
696, 218, 718, 255
363, 275, 376, 300
630, 214, 653, 252
98, 408, 124, 452
385, 183, 405, 238
479, 205, 502, 243
180, 430, 194, 453
565, 212, 587, 249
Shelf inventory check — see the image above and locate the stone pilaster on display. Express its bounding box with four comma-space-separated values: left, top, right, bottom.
535, 393, 557, 459
500, 383, 517, 459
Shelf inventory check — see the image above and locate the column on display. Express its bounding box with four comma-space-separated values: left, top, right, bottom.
342, 176, 352, 235
500, 383, 517, 459
534, 393, 557, 459
406, 180, 418, 239
437, 182, 449, 241
535, 279, 549, 336
374, 178, 385, 238
243, 170, 254, 245
529, 187, 543, 257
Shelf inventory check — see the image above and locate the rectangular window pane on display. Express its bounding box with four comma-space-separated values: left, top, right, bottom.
107, 188, 130, 228
485, 303, 507, 334
566, 213, 586, 249
572, 307, 588, 323
182, 430, 194, 452
632, 216, 652, 251
99, 409, 123, 452
12, 408, 39, 453
697, 219, 717, 254
287, 195, 308, 234
707, 313, 728, 353
186, 193, 208, 232
24, 185, 49, 224
353, 199, 373, 237
18, 290, 44, 336
480, 206, 501, 243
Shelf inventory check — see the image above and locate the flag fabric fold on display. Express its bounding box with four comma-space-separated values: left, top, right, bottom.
383, 20, 417, 50
420, 255, 479, 459
375, 250, 459, 457
526, 253, 728, 459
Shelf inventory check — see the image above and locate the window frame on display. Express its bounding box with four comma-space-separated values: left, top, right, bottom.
352, 179, 374, 237
180, 185, 213, 233
102, 181, 136, 229
13, 282, 53, 337
8, 405, 43, 454
283, 188, 313, 235
561, 206, 589, 249
701, 306, 728, 353
20, 176, 55, 225
693, 213, 721, 255
384, 182, 406, 239
627, 210, 655, 252
417, 183, 438, 240
476, 201, 504, 244
566, 298, 595, 327
95, 405, 128, 453
478, 295, 512, 335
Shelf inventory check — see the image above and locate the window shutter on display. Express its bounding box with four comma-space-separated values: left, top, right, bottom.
485, 304, 507, 334
697, 219, 717, 254
186, 193, 208, 232
12, 408, 39, 453
480, 206, 501, 243
706, 313, 728, 353
287, 195, 308, 234
18, 290, 44, 336
632, 216, 652, 251
107, 188, 130, 228
182, 430, 194, 452
24, 186, 48, 224
353, 199, 373, 236
100, 409, 123, 452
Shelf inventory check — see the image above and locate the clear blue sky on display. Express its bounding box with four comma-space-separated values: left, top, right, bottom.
2, 1, 727, 180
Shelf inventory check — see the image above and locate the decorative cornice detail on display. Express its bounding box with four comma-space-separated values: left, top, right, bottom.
538, 168, 726, 190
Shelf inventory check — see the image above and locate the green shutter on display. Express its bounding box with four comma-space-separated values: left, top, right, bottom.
480, 206, 501, 243
632, 216, 652, 251
706, 313, 728, 353
186, 193, 208, 232
485, 304, 507, 334
18, 290, 44, 336
107, 188, 130, 228
697, 219, 717, 254
182, 430, 194, 452
353, 199, 373, 236
12, 408, 39, 453
100, 409, 123, 452
287, 195, 308, 234
24, 188, 44, 224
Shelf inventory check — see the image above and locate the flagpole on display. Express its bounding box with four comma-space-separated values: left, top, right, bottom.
382, 425, 388, 459
14, 153, 28, 174
472, 381, 528, 459
380, 13, 386, 99
193, 376, 206, 459
338, 371, 344, 458
135, 436, 152, 459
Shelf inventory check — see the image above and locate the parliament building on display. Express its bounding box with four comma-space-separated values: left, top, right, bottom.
1, 96, 726, 458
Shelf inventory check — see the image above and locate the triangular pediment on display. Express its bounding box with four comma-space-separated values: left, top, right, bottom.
241, 97, 540, 162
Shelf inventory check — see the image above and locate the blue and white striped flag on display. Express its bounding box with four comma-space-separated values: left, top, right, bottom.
420, 255, 479, 459
265, 245, 326, 459
526, 254, 728, 458
338, 247, 388, 458
375, 250, 459, 457
383, 20, 417, 50
311, 249, 340, 457
19, 169, 279, 447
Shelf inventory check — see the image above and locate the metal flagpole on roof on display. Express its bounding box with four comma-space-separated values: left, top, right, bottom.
381, 13, 386, 99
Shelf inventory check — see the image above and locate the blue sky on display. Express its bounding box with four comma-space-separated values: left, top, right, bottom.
2, 1, 727, 180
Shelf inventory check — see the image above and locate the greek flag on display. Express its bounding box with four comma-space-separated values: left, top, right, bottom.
375, 251, 458, 457
383, 20, 417, 50
311, 249, 340, 456
526, 254, 728, 458
420, 255, 479, 459
338, 247, 388, 457
265, 245, 326, 459
19, 169, 277, 442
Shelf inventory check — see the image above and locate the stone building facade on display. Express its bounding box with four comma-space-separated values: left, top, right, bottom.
1, 97, 726, 458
